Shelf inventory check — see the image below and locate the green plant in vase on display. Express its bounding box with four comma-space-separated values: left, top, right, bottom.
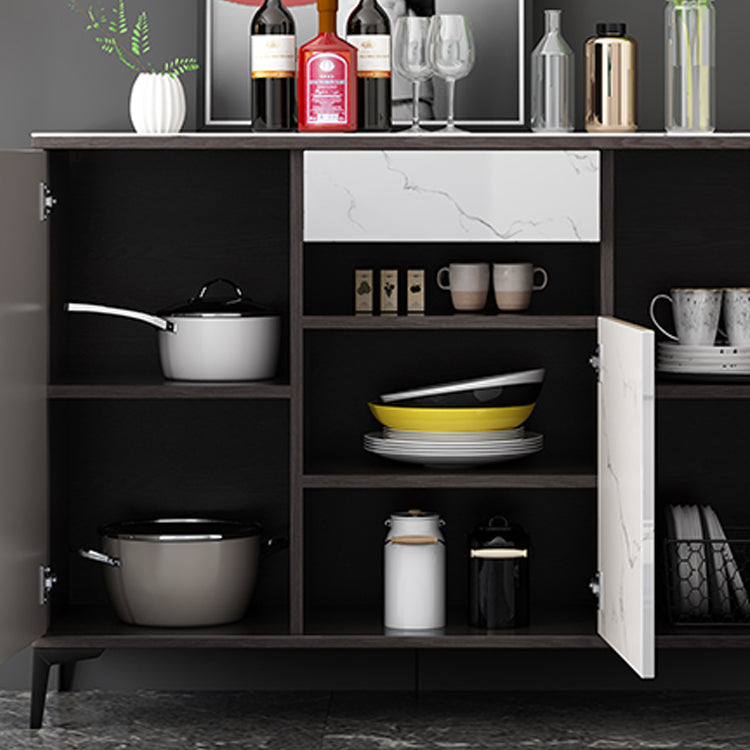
65, 0, 199, 132
66, 0, 199, 77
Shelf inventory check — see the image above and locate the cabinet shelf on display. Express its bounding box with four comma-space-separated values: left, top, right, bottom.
657, 382, 750, 399
656, 628, 750, 648
37, 607, 603, 649
35, 609, 750, 652
302, 610, 603, 648
303, 457, 596, 489
47, 379, 291, 400
302, 315, 597, 331
36, 607, 292, 649
30, 132, 750, 151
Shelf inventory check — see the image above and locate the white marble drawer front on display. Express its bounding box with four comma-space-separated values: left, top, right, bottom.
303, 150, 600, 242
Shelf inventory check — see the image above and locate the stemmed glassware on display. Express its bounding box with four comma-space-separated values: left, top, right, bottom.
393, 16, 433, 133
427, 14, 475, 133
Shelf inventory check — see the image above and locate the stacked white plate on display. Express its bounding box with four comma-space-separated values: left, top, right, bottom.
363, 428, 543, 469
667, 504, 750, 620
658, 342, 750, 375
382, 426, 525, 442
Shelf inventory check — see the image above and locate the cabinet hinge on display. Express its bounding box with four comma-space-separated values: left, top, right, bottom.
39, 565, 57, 605
589, 344, 602, 382
39, 182, 57, 221
589, 571, 602, 610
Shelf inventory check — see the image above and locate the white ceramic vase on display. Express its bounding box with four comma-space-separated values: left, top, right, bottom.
129, 72, 186, 134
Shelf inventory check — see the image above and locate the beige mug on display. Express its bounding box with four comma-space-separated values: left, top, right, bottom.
437, 263, 490, 312
493, 263, 549, 311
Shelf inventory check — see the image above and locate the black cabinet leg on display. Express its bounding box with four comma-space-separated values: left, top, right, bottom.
30, 650, 52, 729
30, 648, 104, 729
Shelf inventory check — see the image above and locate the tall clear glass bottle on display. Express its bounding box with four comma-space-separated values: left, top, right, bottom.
531, 9, 574, 133
665, 0, 715, 133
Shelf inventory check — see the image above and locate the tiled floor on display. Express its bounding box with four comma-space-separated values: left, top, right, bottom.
1, 690, 750, 749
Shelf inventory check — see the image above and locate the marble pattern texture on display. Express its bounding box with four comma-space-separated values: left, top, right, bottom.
2, 690, 750, 749
304, 151, 600, 243
597, 317, 656, 679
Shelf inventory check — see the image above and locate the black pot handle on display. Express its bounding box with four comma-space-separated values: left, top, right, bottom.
261, 536, 289, 560
197, 278, 244, 302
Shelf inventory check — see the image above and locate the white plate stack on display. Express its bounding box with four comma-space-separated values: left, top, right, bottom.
363, 427, 543, 469
658, 342, 750, 375
666, 504, 750, 621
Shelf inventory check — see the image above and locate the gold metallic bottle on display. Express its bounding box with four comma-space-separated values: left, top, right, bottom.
584, 23, 637, 133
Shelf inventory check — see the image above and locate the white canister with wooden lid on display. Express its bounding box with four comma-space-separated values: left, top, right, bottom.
384, 509, 445, 630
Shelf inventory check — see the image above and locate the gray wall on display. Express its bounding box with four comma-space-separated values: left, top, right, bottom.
2, 0, 750, 692
0, 0, 199, 149
1, 0, 749, 148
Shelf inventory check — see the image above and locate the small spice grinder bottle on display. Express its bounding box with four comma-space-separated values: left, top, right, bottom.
584, 22, 637, 133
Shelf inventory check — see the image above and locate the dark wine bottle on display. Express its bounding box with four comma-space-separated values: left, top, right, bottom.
346, 0, 391, 131
250, 0, 296, 131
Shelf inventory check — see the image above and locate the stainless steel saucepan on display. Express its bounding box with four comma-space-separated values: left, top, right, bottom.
67, 278, 280, 381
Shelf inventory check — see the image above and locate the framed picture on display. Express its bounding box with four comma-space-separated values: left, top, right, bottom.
202, 0, 529, 128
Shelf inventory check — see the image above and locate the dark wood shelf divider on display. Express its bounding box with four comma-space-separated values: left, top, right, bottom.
36, 607, 603, 650
657, 382, 750, 399
35, 609, 750, 651
303, 315, 597, 330
302, 471, 596, 489
30, 132, 750, 152
47, 381, 291, 400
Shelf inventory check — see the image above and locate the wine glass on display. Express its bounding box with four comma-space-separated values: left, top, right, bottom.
393, 16, 433, 133
427, 14, 475, 133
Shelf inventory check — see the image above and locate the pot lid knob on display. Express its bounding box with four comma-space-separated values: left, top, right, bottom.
197, 278, 243, 303
158, 278, 274, 317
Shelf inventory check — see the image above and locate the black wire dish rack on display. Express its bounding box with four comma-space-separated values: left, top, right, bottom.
664, 530, 750, 625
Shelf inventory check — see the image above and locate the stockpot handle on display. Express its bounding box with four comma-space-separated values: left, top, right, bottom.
78, 548, 121, 567
261, 536, 289, 560
66, 303, 175, 333
470, 548, 528, 559
389, 535, 442, 545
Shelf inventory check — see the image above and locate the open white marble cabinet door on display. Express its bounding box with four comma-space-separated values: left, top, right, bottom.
0, 150, 49, 665
596, 317, 655, 678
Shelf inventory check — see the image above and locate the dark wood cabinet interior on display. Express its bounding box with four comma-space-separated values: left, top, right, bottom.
48, 150, 291, 388
304, 242, 600, 317
19, 134, 750, 726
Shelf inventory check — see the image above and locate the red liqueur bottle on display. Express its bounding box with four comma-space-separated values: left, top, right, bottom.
297, 0, 358, 132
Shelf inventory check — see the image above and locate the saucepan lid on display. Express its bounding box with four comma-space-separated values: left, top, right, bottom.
158, 278, 276, 318
99, 518, 262, 542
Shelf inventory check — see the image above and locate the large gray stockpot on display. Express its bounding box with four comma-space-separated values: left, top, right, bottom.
79, 518, 285, 627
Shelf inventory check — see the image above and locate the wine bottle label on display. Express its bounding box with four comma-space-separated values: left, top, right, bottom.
305, 52, 352, 125
251, 35, 296, 78
347, 34, 391, 78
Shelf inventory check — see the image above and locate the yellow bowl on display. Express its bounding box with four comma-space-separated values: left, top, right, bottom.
367, 401, 536, 432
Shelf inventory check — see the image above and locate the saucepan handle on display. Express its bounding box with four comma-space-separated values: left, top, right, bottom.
66, 303, 175, 333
